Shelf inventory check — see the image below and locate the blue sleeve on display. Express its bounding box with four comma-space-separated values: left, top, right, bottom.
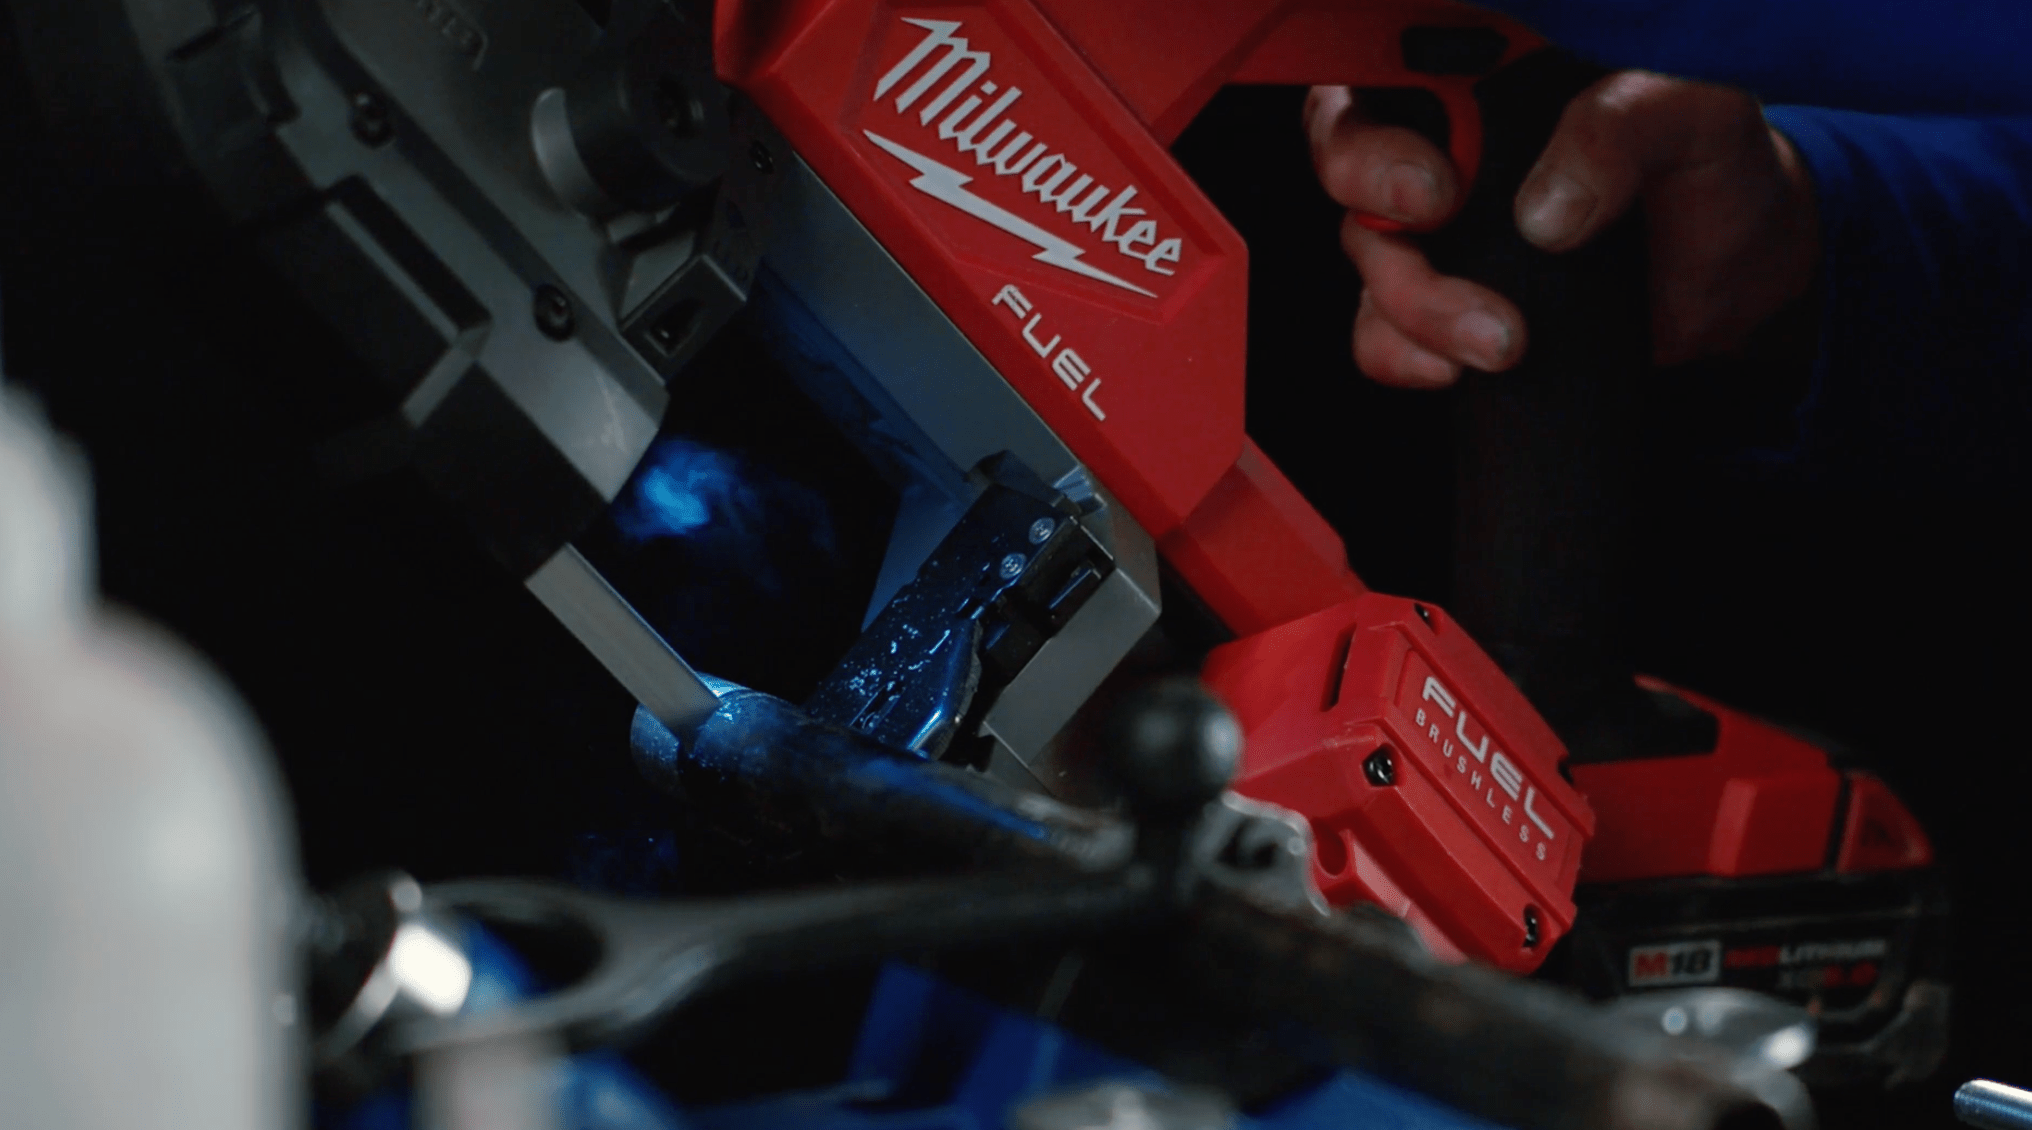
1468, 0, 2032, 114
1756, 108, 2032, 486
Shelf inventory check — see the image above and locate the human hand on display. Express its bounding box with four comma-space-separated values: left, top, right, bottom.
1304, 72, 1820, 387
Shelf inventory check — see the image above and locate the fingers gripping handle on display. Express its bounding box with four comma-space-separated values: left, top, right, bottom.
1411, 51, 1654, 756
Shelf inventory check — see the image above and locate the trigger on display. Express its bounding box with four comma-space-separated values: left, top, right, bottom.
1356, 87, 1451, 154
1400, 27, 1510, 77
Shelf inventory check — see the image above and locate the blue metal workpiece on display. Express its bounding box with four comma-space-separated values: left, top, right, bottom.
687, 963, 1509, 1130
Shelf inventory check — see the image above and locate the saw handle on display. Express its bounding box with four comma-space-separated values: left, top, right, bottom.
1369, 51, 1659, 754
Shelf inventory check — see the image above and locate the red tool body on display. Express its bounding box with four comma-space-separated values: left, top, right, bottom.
710, 0, 1934, 980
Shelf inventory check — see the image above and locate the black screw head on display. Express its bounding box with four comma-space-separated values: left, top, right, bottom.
1413, 603, 1434, 627
1103, 678, 1241, 823
349, 91, 393, 147
533, 284, 576, 340
749, 139, 775, 174
1523, 906, 1542, 949
1362, 747, 1396, 787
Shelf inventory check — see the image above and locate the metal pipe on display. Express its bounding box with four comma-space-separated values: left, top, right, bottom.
1958, 1081, 2032, 1130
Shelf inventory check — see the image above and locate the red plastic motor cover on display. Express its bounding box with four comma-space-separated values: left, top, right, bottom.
1571, 682, 1838, 884
1835, 771, 1933, 873
1203, 594, 1594, 973
1567, 683, 1933, 884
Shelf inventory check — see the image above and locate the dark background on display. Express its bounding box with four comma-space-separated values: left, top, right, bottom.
1, 9, 2025, 1121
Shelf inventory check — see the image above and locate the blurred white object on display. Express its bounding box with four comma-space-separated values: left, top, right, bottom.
1605, 988, 1819, 1130
1606, 987, 1817, 1072
0, 383, 302, 1129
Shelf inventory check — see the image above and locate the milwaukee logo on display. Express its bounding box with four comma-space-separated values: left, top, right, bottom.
863, 18, 1181, 297
1415, 676, 1560, 861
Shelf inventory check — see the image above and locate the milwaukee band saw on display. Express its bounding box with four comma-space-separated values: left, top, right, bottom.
5, 0, 1948, 1087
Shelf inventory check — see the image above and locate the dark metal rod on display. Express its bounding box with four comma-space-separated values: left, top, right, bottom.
632, 690, 1133, 874
400, 869, 1160, 1054
1178, 889, 1783, 1130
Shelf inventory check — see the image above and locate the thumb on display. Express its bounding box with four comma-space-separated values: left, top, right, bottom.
1513, 72, 1709, 252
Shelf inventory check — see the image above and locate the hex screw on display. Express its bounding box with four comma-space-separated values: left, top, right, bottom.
533, 284, 576, 341
1523, 906, 1542, 949
749, 140, 774, 174
1362, 748, 1396, 787
1028, 518, 1056, 545
998, 553, 1026, 581
349, 91, 393, 147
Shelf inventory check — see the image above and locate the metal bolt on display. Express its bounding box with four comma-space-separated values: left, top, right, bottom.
998, 553, 1026, 581
1362, 748, 1395, 787
1027, 518, 1056, 545
1414, 603, 1434, 627
1220, 824, 1282, 872
532, 284, 576, 341
749, 139, 774, 174
653, 75, 701, 138
349, 91, 393, 146
1523, 906, 1542, 949
1959, 1082, 2032, 1130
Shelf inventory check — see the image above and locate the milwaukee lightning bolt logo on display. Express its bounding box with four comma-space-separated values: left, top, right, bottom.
864, 18, 1182, 297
